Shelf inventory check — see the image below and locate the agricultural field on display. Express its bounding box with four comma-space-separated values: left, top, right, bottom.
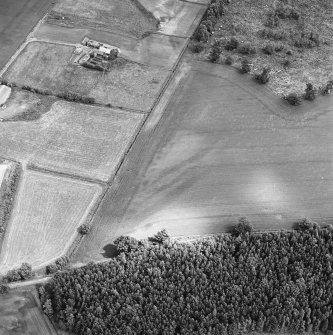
0, 100, 143, 182
0, 170, 102, 273
4, 41, 169, 111
0, 0, 54, 71
138, 0, 207, 37
33, 23, 187, 70
47, 0, 158, 38
0, 289, 58, 335
74, 61, 333, 263
197, 0, 333, 96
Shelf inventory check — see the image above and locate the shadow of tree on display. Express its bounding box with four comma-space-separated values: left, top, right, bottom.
101, 244, 118, 259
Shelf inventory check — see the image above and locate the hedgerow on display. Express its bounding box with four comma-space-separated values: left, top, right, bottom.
0, 163, 21, 235
42, 221, 333, 335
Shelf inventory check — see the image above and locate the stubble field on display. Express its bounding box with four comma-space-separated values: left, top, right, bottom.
4, 41, 169, 112
74, 61, 333, 263
0, 170, 102, 273
0, 100, 144, 181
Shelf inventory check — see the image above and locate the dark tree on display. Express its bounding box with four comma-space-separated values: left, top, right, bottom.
304, 82, 316, 101
284, 93, 301, 105
209, 40, 223, 62
255, 67, 271, 84
239, 58, 251, 74
232, 217, 253, 235
78, 224, 90, 235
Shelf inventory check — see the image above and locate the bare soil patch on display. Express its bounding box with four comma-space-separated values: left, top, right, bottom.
0, 85, 11, 106
47, 0, 158, 38
0, 170, 102, 273
202, 0, 333, 96
4, 41, 169, 111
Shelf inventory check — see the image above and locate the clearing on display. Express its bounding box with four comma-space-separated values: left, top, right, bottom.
0, 100, 144, 182
0, 289, 57, 335
0, 170, 102, 273
47, 0, 158, 38
4, 41, 169, 111
138, 0, 207, 37
200, 0, 333, 96
74, 61, 333, 263
0, 0, 54, 71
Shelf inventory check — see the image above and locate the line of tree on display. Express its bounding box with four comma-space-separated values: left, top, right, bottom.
40, 219, 333, 335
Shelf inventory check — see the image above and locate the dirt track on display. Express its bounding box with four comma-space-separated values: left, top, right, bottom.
75, 60, 333, 263
0, 0, 54, 71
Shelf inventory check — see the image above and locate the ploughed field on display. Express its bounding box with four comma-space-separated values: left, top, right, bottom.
75, 61, 333, 263
0, 0, 54, 71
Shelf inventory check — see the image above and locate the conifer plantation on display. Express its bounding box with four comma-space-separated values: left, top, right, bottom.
41, 221, 333, 335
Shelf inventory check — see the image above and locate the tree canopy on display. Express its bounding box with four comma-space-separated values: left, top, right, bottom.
41, 223, 333, 335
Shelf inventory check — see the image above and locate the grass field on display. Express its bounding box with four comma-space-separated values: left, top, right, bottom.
201, 0, 333, 96
4, 41, 169, 111
74, 61, 333, 263
0, 289, 58, 335
33, 23, 187, 70
0, 0, 54, 71
0, 100, 144, 181
0, 170, 102, 272
47, 0, 158, 38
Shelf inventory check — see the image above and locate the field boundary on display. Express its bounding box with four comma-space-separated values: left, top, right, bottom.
27, 163, 107, 186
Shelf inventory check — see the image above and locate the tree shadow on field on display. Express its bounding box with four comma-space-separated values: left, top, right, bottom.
101, 244, 118, 259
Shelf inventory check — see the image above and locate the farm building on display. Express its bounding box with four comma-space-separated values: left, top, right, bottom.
81, 37, 120, 60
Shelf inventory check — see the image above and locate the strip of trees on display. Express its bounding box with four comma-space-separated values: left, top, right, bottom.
40, 219, 333, 335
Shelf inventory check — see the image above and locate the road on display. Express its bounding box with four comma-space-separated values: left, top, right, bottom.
0, 0, 54, 71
